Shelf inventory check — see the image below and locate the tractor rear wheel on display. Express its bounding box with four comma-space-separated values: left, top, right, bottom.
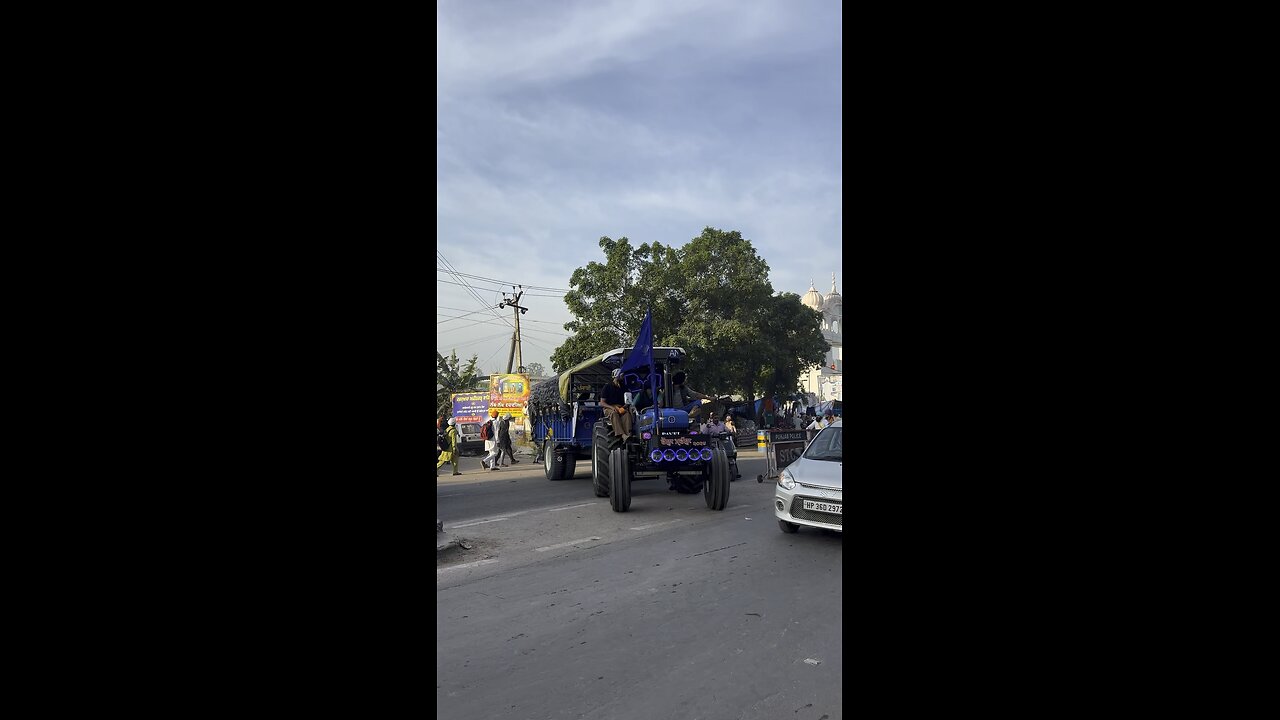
592, 420, 618, 497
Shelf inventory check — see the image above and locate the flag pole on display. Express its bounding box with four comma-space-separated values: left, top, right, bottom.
649, 306, 659, 413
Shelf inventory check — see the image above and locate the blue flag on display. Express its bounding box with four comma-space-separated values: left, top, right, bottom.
620, 309, 653, 377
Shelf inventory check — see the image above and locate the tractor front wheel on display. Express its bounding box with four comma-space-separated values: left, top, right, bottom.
609, 446, 632, 512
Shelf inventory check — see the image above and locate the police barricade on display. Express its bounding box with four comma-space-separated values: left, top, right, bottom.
756, 429, 808, 483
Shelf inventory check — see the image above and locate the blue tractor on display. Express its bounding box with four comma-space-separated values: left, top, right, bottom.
530, 341, 732, 513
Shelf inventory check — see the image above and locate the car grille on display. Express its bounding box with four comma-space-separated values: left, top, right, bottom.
790, 497, 843, 526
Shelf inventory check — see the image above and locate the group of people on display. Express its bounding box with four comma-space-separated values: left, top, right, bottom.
805, 409, 837, 431
436, 409, 521, 476
482, 409, 520, 470
572, 367, 839, 458
600, 368, 719, 441
701, 414, 737, 436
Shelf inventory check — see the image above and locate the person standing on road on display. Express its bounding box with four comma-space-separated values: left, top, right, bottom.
481, 409, 501, 470
436, 418, 461, 476
496, 413, 519, 466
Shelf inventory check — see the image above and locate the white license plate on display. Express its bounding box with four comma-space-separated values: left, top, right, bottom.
803, 499, 841, 515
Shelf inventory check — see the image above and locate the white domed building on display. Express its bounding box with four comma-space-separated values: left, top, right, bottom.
800, 274, 842, 403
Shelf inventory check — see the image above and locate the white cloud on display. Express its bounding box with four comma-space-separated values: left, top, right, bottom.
437, 0, 842, 372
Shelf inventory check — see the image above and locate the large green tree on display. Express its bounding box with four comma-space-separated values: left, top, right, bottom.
551, 228, 830, 414
748, 292, 829, 406
437, 349, 481, 419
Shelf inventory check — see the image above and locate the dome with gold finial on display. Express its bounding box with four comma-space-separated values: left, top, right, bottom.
802, 280, 824, 311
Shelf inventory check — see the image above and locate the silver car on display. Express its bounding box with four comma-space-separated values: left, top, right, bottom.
775, 419, 842, 533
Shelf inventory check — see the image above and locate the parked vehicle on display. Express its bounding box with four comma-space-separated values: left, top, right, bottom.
456, 422, 483, 456
775, 419, 842, 533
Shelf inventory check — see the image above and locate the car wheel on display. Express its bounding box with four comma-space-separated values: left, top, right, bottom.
779, 519, 800, 534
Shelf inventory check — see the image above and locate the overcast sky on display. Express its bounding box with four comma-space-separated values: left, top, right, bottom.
437, 0, 842, 375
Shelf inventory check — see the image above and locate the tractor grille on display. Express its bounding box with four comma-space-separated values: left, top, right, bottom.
789, 497, 843, 526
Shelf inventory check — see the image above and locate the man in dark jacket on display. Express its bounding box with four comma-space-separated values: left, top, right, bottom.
601, 368, 633, 441
496, 413, 519, 466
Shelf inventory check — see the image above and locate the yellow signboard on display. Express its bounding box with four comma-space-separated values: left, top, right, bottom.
489, 373, 530, 418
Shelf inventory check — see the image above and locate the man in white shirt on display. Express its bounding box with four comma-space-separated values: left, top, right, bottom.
806, 410, 835, 431
704, 416, 726, 435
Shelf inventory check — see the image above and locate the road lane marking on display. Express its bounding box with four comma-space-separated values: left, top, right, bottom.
437, 558, 500, 573
728, 504, 750, 510
451, 518, 510, 528
534, 537, 602, 552
629, 520, 681, 531
449, 501, 596, 527
548, 503, 595, 512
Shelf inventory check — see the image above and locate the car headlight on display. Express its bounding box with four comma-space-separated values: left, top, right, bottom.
778, 470, 795, 490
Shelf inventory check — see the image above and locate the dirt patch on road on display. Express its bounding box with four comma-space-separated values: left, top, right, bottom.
437, 536, 503, 567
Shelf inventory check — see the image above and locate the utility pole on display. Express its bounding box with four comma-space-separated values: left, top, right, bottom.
499, 287, 528, 374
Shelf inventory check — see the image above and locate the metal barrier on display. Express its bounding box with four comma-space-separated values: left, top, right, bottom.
756, 429, 808, 483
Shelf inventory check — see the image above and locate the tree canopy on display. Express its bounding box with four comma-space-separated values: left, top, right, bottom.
551, 227, 830, 413
436, 349, 481, 419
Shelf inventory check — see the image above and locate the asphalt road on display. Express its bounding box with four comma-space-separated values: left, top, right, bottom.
437, 445, 842, 720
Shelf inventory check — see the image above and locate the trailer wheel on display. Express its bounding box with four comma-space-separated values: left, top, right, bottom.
704, 447, 730, 510
545, 444, 568, 480
592, 420, 618, 497
609, 446, 632, 512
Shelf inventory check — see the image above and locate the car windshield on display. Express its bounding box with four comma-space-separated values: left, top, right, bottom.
803, 426, 841, 462
460, 423, 480, 434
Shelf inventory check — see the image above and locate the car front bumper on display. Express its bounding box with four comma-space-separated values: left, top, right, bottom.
774, 483, 843, 532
